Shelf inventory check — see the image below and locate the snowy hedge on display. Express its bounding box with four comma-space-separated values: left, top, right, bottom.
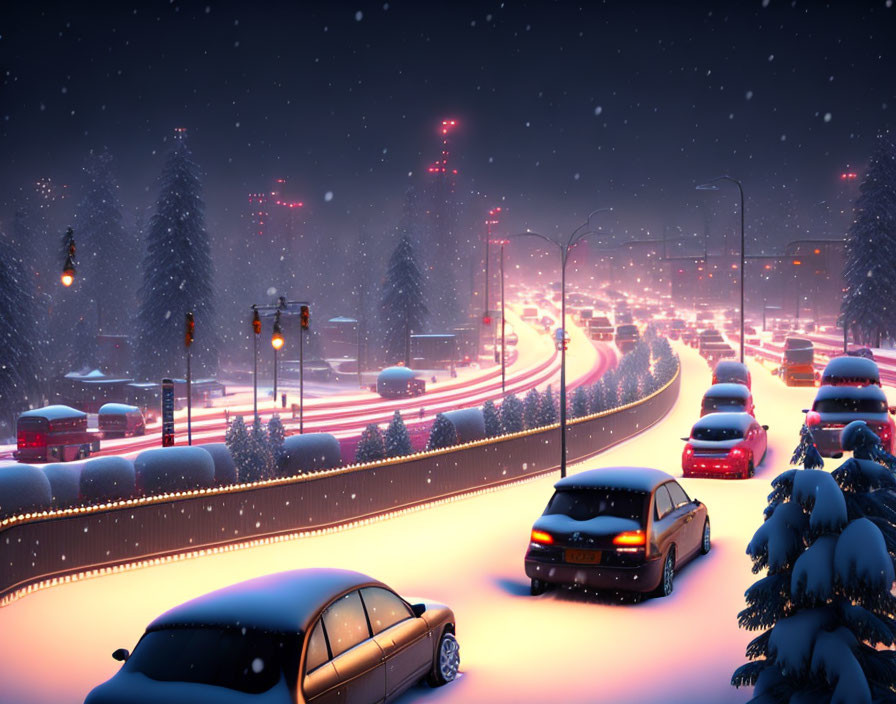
134, 447, 216, 496
43, 462, 84, 509
280, 433, 341, 475
0, 464, 53, 518
79, 456, 136, 503
196, 443, 238, 485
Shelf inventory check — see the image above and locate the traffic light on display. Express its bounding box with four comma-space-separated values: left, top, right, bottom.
185, 312, 195, 347
272, 310, 285, 349
252, 308, 261, 335
300, 305, 310, 330
482, 313, 492, 326
61, 227, 76, 287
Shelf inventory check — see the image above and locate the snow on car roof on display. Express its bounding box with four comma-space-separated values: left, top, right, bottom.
713, 360, 748, 374
814, 385, 887, 401
693, 412, 755, 432
149, 569, 384, 634
377, 366, 418, 381
703, 383, 750, 399
98, 403, 141, 414
822, 357, 879, 379
19, 404, 87, 420
554, 466, 673, 493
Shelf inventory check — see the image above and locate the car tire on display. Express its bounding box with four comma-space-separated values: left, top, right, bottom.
699, 520, 711, 555
530, 578, 548, 596
652, 549, 675, 598
427, 630, 460, 687
746, 461, 755, 479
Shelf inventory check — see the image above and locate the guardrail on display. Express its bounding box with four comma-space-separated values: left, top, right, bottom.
0, 364, 680, 604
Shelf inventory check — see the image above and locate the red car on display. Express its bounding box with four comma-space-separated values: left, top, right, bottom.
700, 383, 755, 417
682, 412, 768, 479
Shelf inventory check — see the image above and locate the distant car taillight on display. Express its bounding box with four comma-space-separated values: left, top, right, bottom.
684, 445, 694, 457
730, 447, 745, 458
874, 423, 892, 446
530, 530, 554, 545
613, 530, 646, 547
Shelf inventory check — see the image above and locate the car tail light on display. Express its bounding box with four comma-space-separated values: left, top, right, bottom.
613, 530, 646, 547
730, 447, 745, 458
530, 530, 554, 545
874, 423, 892, 446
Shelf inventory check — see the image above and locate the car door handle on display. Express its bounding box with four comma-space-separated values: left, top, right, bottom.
684, 515, 693, 523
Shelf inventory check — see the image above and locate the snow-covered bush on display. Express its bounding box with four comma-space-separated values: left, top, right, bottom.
0, 464, 53, 518
134, 447, 215, 496
427, 413, 459, 451
197, 443, 238, 485
225, 415, 251, 480
356, 424, 386, 464
482, 399, 502, 437
523, 388, 541, 429
732, 439, 896, 702
602, 369, 620, 408
79, 456, 136, 503
280, 433, 341, 475
384, 410, 412, 457
500, 394, 524, 433
43, 462, 83, 509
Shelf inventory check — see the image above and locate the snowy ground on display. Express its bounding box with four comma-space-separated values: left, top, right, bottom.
0, 343, 827, 704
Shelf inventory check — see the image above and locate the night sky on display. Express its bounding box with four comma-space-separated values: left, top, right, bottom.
1, 0, 894, 250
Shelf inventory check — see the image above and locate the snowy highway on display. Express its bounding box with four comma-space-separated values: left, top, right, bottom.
0, 344, 829, 704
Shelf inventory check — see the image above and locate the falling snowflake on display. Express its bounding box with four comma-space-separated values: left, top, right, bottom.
354, 10, 363, 21
324, 191, 334, 202
251, 658, 264, 673
823, 112, 832, 122
594, 106, 603, 116
745, 90, 753, 100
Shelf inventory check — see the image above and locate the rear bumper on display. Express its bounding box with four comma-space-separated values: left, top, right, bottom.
683, 456, 747, 478
525, 555, 663, 593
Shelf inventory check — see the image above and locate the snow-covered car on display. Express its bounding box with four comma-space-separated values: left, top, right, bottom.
614, 324, 640, 353
84, 569, 459, 704
820, 356, 880, 387
524, 467, 710, 599
700, 383, 755, 417
98, 403, 146, 438
804, 385, 896, 457
712, 360, 751, 389
682, 412, 768, 479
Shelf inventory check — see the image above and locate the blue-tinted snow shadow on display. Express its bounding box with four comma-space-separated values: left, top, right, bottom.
493, 574, 646, 606
492, 576, 531, 597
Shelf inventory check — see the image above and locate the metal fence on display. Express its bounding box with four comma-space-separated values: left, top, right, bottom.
0, 367, 679, 602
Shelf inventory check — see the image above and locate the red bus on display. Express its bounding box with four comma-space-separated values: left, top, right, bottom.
15, 405, 101, 463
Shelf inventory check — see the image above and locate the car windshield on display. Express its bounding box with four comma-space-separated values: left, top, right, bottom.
702, 398, 745, 412
544, 488, 647, 523
125, 626, 299, 694
814, 397, 887, 414
692, 426, 744, 441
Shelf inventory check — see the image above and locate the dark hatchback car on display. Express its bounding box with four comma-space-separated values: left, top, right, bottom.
712, 360, 751, 389
805, 385, 896, 457
524, 467, 710, 599
85, 569, 459, 704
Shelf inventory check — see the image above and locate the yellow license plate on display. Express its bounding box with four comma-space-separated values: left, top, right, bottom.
564, 549, 601, 564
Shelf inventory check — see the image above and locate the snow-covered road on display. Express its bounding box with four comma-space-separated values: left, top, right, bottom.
0, 344, 824, 704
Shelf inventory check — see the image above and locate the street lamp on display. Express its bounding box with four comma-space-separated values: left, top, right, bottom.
696, 176, 745, 363
61, 227, 76, 287
511, 207, 613, 478
483, 207, 502, 360
271, 310, 284, 409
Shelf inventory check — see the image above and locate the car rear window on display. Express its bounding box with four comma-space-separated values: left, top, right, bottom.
813, 397, 887, 414
125, 626, 298, 694
692, 426, 744, 441
544, 488, 647, 523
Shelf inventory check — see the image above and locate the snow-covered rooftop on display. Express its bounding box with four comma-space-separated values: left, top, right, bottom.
19, 405, 86, 421
98, 403, 141, 415
377, 366, 418, 382
821, 357, 879, 382
713, 360, 748, 376
555, 467, 672, 493
148, 569, 383, 634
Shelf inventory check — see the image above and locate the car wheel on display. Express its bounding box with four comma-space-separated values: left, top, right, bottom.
746, 461, 755, 479
427, 631, 460, 687
530, 578, 548, 596
700, 520, 711, 555
652, 549, 675, 598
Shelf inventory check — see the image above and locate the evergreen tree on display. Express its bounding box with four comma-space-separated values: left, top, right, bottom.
500, 393, 524, 433
790, 424, 825, 470
620, 370, 639, 404
75, 150, 137, 334
524, 388, 542, 429
356, 424, 386, 464
380, 228, 427, 366
427, 413, 458, 451
225, 416, 251, 482
540, 385, 558, 425
482, 399, 502, 437
572, 386, 589, 418
732, 454, 896, 702
136, 131, 217, 381
602, 370, 619, 409
267, 414, 286, 471
384, 410, 412, 457
245, 415, 275, 481
0, 233, 43, 435
840, 135, 896, 346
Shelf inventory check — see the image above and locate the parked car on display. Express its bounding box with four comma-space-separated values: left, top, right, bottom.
700, 383, 755, 417
614, 324, 640, 354
667, 319, 686, 341
804, 385, 896, 457
14, 405, 101, 463
98, 403, 146, 438
524, 467, 710, 598
820, 357, 880, 387
682, 412, 768, 479
377, 367, 426, 398
712, 360, 751, 389
779, 337, 815, 387
589, 316, 614, 342
85, 569, 459, 704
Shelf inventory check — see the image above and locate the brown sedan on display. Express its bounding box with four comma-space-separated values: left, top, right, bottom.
85, 569, 459, 704
525, 467, 710, 598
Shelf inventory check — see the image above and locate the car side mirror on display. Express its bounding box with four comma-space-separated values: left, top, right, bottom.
801, 409, 809, 414
112, 648, 130, 662
410, 602, 427, 618
681, 437, 690, 442
761, 425, 769, 431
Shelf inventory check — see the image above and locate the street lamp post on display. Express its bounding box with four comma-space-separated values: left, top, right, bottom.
251, 307, 261, 418
696, 176, 745, 363
511, 207, 612, 479
271, 310, 284, 409
500, 239, 507, 394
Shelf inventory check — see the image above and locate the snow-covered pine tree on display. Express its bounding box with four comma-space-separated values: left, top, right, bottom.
732, 450, 896, 702
523, 388, 542, 429
840, 134, 896, 347
571, 386, 589, 418
620, 369, 639, 404
244, 415, 275, 481
539, 385, 558, 425
381, 189, 428, 366
224, 416, 251, 482
589, 381, 607, 414
790, 423, 825, 470
603, 369, 620, 409
426, 413, 458, 451
640, 370, 658, 397
136, 131, 217, 381
384, 410, 412, 457
75, 150, 137, 335
356, 424, 386, 463
500, 393, 524, 433
0, 233, 43, 435
267, 414, 286, 472
482, 399, 502, 437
